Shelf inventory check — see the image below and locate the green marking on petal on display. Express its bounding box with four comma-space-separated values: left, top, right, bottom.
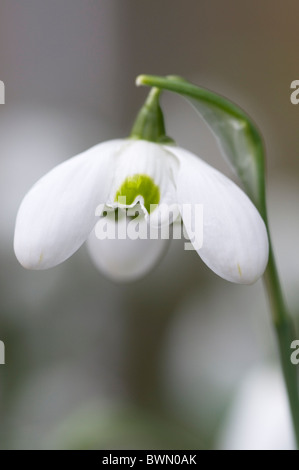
114, 174, 160, 213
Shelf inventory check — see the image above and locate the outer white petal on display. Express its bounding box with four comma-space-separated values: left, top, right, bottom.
106, 140, 178, 225
86, 210, 170, 282
167, 146, 269, 284
14, 140, 124, 270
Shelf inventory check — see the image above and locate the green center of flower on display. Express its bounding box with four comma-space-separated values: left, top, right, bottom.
114, 174, 160, 213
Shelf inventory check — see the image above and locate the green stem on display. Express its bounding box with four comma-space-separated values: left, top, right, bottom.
260, 199, 299, 447
260, 197, 299, 448
130, 87, 173, 144
263, 232, 299, 447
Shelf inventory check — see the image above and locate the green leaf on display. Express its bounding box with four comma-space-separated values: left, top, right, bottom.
136, 74, 267, 220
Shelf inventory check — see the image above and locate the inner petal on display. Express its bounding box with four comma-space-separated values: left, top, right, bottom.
114, 174, 160, 213
107, 140, 178, 220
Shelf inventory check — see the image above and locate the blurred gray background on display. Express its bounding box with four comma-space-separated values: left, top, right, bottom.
0, 0, 298, 449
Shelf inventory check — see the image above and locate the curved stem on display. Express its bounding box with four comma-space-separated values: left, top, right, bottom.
263, 234, 299, 447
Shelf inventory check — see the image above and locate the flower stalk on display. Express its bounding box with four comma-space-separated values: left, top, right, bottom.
264, 237, 299, 446
130, 87, 173, 144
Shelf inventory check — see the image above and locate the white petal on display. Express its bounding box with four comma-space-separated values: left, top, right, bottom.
14, 140, 124, 269
167, 146, 269, 284
106, 140, 178, 225
87, 210, 170, 282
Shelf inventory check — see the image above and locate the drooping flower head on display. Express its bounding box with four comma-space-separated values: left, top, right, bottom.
14, 87, 269, 283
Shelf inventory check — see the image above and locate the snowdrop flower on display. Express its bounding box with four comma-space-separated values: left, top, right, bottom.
14, 88, 269, 283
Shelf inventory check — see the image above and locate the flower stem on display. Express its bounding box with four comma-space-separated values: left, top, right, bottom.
263, 233, 299, 447
129, 87, 174, 144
